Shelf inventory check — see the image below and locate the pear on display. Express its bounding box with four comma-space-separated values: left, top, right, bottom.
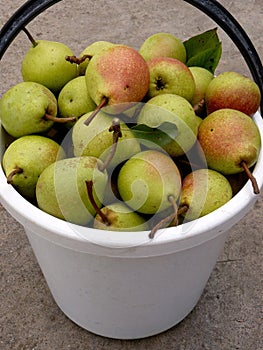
137, 93, 199, 157
72, 110, 141, 170
92, 202, 149, 231
117, 150, 182, 214
36, 157, 108, 226
179, 168, 233, 221
197, 109, 261, 193
21, 29, 78, 94
85, 44, 150, 108
58, 76, 96, 126
0, 81, 57, 138
146, 57, 196, 101
78, 40, 116, 75
205, 71, 261, 116
2, 135, 65, 199
139, 32, 187, 63
189, 66, 214, 107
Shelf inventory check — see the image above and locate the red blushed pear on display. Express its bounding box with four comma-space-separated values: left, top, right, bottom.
205, 71, 261, 116
179, 169, 233, 221
84, 45, 150, 125
198, 108, 261, 194
146, 57, 196, 102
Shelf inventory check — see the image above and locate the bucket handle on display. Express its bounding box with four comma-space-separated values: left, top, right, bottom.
0, 0, 262, 113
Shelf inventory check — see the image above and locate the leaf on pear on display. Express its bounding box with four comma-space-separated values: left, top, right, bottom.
131, 122, 178, 147
186, 43, 222, 74
184, 28, 222, 73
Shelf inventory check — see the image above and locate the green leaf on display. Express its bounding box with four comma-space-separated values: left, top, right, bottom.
186, 43, 222, 73
184, 28, 222, 73
131, 122, 178, 147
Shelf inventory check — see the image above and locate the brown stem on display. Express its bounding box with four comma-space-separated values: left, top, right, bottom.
98, 118, 122, 172
240, 161, 260, 194
44, 113, 76, 123
85, 180, 110, 225
22, 27, 38, 47
7, 167, 23, 184
65, 54, 93, 64
84, 97, 109, 126
148, 195, 178, 239
193, 98, 205, 114
177, 204, 189, 217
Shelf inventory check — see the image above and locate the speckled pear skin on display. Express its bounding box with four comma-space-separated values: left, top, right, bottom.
205, 71, 261, 116
21, 39, 78, 94
78, 40, 116, 75
85, 45, 150, 106
2, 135, 65, 199
146, 57, 196, 101
0, 81, 57, 138
139, 32, 187, 63
180, 168, 233, 220
197, 108, 261, 175
117, 150, 182, 214
36, 156, 108, 226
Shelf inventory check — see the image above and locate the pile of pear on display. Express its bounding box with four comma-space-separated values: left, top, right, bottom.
0, 30, 261, 238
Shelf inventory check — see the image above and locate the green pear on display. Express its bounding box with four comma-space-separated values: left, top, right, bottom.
179, 168, 233, 221
36, 157, 108, 226
146, 57, 196, 101
205, 71, 261, 116
197, 109, 261, 190
0, 81, 57, 138
21, 38, 78, 94
93, 202, 149, 231
58, 76, 96, 125
117, 150, 182, 214
189, 66, 214, 106
2, 135, 65, 199
137, 94, 199, 157
78, 40, 116, 75
139, 32, 187, 63
85, 44, 150, 107
72, 110, 141, 170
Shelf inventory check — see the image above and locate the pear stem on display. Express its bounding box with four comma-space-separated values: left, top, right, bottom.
85, 180, 110, 225
84, 97, 109, 126
65, 54, 93, 64
148, 195, 178, 239
44, 113, 76, 123
240, 161, 260, 194
177, 204, 189, 217
193, 98, 205, 115
22, 27, 38, 47
98, 118, 122, 172
7, 167, 23, 184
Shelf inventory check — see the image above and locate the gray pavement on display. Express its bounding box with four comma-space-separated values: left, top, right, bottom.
0, 1, 262, 349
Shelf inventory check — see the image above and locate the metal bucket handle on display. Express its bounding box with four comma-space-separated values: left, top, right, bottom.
0, 0, 262, 113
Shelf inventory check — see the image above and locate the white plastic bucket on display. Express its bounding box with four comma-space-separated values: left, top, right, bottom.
0, 112, 262, 339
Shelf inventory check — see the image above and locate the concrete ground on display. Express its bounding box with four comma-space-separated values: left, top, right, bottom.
0, 0, 262, 349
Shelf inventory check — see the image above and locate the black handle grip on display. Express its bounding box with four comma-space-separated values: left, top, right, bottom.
0, 0, 262, 112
